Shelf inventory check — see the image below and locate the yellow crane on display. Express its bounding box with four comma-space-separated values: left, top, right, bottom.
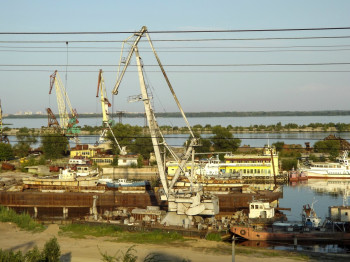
49, 70, 80, 141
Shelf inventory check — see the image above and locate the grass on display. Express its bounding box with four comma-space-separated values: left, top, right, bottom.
115, 230, 185, 244
205, 232, 222, 242
0, 206, 45, 232
59, 223, 185, 244
59, 223, 123, 238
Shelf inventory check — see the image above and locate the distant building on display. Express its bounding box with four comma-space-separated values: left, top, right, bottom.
91, 155, 114, 166
221, 146, 279, 178
70, 144, 98, 158
118, 154, 138, 167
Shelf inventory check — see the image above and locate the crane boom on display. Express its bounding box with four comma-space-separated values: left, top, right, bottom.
112, 26, 219, 221
97, 70, 126, 155
49, 70, 80, 140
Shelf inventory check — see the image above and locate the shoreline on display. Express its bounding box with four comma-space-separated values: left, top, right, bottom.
2, 221, 347, 262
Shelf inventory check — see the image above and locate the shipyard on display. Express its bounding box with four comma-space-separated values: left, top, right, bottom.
1, 2, 350, 261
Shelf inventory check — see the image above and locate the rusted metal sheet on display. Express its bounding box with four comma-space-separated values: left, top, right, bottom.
0, 190, 281, 213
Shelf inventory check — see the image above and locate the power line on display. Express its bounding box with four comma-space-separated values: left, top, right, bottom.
0, 69, 350, 73
2, 44, 350, 49
1, 35, 350, 44
0, 63, 349, 67
1, 26, 350, 35
2, 48, 350, 53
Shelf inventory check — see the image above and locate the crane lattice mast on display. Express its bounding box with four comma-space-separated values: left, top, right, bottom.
112, 26, 219, 222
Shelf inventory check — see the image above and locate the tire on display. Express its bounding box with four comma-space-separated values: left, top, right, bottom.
240, 229, 246, 235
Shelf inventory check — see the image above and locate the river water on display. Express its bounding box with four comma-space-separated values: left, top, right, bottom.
5, 115, 350, 147
5, 115, 350, 254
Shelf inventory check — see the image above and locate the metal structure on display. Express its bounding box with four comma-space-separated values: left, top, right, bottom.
96, 69, 126, 154
0, 100, 9, 144
49, 70, 80, 141
46, 107, 61, 131
112, 26, 219, 225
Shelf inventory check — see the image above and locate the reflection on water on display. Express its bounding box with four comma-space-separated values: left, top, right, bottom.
237, 239, 350, 254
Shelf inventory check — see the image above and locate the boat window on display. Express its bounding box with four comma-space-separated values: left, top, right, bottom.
255, 205, 259, 209
251, 205, 254, 209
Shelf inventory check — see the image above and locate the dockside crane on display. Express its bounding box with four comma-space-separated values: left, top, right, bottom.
112, 26, 219, 226
96, 69, 126, 155
48, 70, 80, 142
0, 99, 9, 144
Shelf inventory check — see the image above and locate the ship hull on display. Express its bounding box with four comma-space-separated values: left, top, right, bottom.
231, 226, 350, 241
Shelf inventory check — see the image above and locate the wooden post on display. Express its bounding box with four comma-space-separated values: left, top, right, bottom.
232, 235, 235, 262
34, 207, 38, 219
63, 207, 68, 219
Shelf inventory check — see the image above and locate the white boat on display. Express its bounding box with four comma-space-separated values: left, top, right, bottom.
303, 151, 350, 179
195, 156, 221, 176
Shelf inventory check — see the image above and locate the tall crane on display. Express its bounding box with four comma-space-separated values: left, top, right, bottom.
0, 99, 9, 144
112, 26, 218, 225
96, 69, 126, 155
49, 70, 80, 142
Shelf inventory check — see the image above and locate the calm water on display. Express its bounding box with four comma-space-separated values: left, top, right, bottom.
4, 115, 350, 129
5, 115, 350, 148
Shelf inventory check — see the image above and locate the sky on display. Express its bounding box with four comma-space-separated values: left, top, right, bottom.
1, 0, 350, 115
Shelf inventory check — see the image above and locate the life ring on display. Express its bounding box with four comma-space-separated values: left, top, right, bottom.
240, 229, 246, 235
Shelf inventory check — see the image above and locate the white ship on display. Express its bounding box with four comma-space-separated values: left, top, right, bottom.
303, 151, 350, 179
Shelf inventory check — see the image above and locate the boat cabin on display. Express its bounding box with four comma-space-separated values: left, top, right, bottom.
249, 200, 275, 219
329, 206, 350, 222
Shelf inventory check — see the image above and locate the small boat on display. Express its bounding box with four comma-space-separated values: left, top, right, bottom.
302, 202, 322, 228
106, 178, 149, 188
289, 169, 308, 182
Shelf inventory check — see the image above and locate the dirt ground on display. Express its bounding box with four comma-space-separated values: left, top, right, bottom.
0, 222, 337, 262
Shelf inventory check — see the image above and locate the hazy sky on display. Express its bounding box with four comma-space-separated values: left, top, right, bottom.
1, 0, 350, 115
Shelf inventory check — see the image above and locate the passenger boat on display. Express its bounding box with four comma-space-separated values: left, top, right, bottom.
302, 151, 350, 179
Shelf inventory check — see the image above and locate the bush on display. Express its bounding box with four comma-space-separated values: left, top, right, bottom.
0, 237, 60, 262
42, 237, 61, 262
205, 232, 222, 242
0, 206, 44, 232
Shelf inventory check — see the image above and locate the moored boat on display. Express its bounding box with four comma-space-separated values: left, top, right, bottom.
231, 202, 350, 241
231, 224, 350, 241
302, 151, 350, 179
106, 178, 149, 188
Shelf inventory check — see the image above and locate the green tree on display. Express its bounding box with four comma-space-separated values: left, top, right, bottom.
41, 133, 69, 159
314, 140, 340, 161
109, 124, 154, 160
24, 246, 42, 262
129, 136, 153, 160
42, 237, 61, 262
0, 143, 14, 160
210, 126, 241, 153
281, 158, 298, 171
137, 155, 144, 168
14, 127, 38, 157
184, 132, 212, 154
272, 141, 285, 152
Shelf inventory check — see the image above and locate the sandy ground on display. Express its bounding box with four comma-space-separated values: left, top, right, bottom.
0, 222, 329, 262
